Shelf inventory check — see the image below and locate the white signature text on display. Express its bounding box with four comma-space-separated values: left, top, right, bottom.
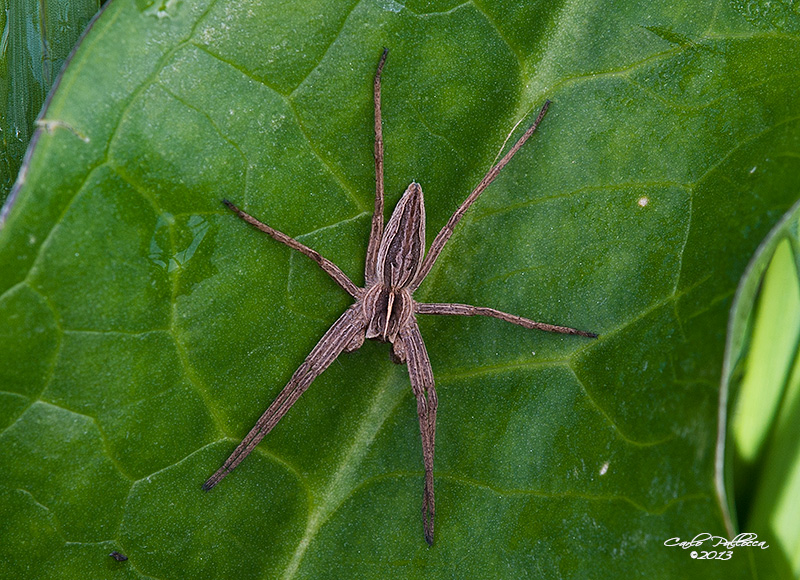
664, 533, 769, 550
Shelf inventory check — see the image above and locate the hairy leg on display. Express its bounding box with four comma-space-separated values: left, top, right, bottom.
203, 305, 367, 490
223, 200, 362, 298
415, 302, 597, 338
365, 48, 389, 285
411, 101, 551, 290
399, 319, 438, 545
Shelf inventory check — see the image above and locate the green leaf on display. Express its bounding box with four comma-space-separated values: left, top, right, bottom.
0, 0, 102, 203
724, 199, 800, 579
1, 0, 800, 577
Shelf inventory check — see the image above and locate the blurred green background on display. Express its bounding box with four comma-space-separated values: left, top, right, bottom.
726, 201, 800, 579
1, 0, 101, 203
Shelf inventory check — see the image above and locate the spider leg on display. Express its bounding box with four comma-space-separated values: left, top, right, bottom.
203, 305, 367, 490
222, 200, 362, 298
415, 302, 597, 338
398, 319, 438, 545
410, 101, 551, 290
365, 48, 389, 285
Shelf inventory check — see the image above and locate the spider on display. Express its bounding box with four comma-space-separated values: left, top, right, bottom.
203, 49, 597, 545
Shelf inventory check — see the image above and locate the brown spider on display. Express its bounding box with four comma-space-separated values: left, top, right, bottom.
202, 49, 597, 545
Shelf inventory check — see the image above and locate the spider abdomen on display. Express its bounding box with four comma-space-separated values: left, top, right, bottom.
375, 182, 426, 288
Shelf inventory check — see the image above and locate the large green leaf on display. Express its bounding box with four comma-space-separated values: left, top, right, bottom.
1, 0, 799, 577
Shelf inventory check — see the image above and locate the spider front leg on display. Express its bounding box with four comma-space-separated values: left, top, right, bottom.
410, 100, 551, 291
365, 48, 389, 285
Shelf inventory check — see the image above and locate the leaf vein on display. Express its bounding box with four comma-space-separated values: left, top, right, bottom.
471, 0, 524, 64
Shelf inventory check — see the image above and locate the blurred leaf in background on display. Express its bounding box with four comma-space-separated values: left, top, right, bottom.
0, 0, 102, 203
724, 199, 800, 579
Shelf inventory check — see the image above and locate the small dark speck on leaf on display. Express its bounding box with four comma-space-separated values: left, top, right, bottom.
109, 551, 128, 562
